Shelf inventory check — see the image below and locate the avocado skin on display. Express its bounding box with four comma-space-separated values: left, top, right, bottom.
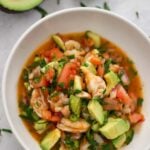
0, 0, 44, 13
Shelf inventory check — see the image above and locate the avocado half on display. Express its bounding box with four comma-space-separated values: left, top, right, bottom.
0, 0, 43, 12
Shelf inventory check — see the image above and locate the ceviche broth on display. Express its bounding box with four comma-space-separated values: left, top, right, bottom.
18, 31, 144, 150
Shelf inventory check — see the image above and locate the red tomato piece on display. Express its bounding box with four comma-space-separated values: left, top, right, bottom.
129, 113, 144, 124
58, 62, 78, 88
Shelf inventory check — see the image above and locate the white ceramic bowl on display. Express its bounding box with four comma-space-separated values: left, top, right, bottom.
2, 8, 150, 150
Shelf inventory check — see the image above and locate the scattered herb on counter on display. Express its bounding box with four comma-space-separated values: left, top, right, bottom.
0, 128, 12, 135
103, 2, 111, 11
34, 6, 48, 18
57, 0, 60, 5
135, 11, 139, 19
80, 2, 87, 7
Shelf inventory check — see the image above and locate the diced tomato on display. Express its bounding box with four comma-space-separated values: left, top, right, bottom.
45, 68, 55, 82
58, 62, 78, 88
90, 57, 101, 65
129, 113, 144, 124
42, 110, 61, 122
97, 65, 104, 77
103, 98, 123, 111
81, 38, 94, 48
103, 104, 122, 111
32, 76, 49, 88
116, 84, 132, 105
42, 48, 63, 61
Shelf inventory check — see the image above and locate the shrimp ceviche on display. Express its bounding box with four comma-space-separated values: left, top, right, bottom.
18, 31, 144, 150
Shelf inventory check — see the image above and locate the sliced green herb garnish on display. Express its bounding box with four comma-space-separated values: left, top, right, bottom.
34, 6, 48, 18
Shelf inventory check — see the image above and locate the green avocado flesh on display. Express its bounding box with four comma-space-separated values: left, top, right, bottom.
40, 129, 61, 150
0, 0, 43, 11
112, 134, 126, 148
99, 118, 130, 139
88, 99, 104, 125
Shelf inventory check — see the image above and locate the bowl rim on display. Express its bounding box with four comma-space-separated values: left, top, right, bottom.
2, 7, 150, 150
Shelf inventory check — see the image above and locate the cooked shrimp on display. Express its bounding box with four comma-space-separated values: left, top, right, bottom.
61, 105, 70, 117
81, 67, 106, 97
30, 89, 49, 118
29, 66, 41, 79
64, 49, 85, 58
65, 40, 81, 50
76, 91, 91, 99
30, 89, 60, 122
57, 118, 90, 133
80, 137, 90, 150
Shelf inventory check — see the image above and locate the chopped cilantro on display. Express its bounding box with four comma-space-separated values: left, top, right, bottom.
101, 143, 115, 150
86, 130, 99, 150
57, 82, 65, 88
137, 98, 143, 106
104, 59, 112, 73
22, 69, 29, 82
67, 55, 75, 59
33, 77, 41, 83
65, 136, 79, 149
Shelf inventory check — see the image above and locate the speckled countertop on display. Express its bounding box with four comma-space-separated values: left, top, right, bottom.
0, 0, 150, 149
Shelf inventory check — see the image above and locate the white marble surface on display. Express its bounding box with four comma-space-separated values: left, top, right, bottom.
0, 0, 150, 149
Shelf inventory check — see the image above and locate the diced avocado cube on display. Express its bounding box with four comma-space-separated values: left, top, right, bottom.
69, 95, 81, 117
99, 118, 130, 139
52, 35, 66, 51
82, 61, 96, 74
104, 71, 120, 95
85, 31, 101, 48
34, 120, 48, 134
112, 134, 126, 148
91, 122, 100, 132
88, 99, 104, 125
74, 75, 82, 92
41, 61, 58, 73
40, 128, 61, 150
